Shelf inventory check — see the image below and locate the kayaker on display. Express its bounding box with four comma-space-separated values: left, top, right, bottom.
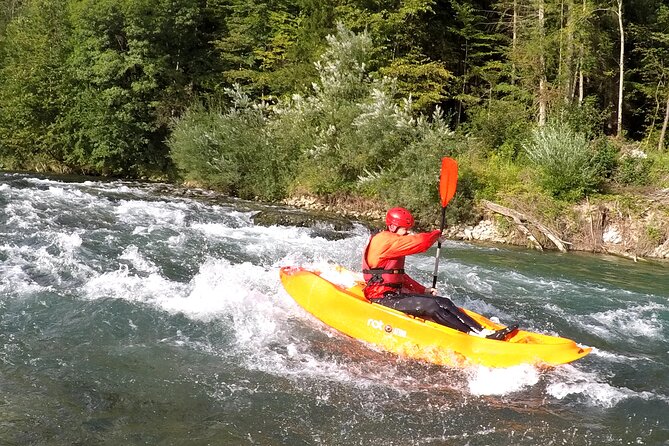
362, 207, 517, 340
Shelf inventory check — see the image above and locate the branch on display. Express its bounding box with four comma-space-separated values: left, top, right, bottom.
481, 200, 569, 252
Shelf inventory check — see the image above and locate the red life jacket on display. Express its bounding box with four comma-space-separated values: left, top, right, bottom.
361, 234, 406, 297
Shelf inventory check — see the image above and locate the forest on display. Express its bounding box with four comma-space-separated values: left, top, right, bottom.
1, 0, 668, 227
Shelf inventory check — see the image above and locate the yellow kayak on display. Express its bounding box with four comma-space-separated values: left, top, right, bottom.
279, 266, 591, 368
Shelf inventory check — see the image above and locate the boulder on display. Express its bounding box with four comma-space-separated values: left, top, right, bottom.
252, 209, 355, 241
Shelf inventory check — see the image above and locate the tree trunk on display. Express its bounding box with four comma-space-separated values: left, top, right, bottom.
616, 0, 624, 137
482, 200, 569, 252
561, 0, 576, 102
512, 0, 518, 84
578, 0, 586, 105
660, 92, 669, 151
539, 0, 547, 126
559, 0, 564, 92
457, 41, 469, 127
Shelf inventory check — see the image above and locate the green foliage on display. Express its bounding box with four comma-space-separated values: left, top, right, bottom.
550, 97, 608, 140
64, 0, 211, 175
379, 58, 453, 113
334, 0, 458, 114
614, 153, 654, 186
523, 122, 605, 200
645, 224, 664, 244
287, 24, 381, 193
0, 0, 73, 168
647, 151, 669, 187
169, 102, 244, 190
169, 86, 298, 200
169, 24, 478, 223
460, 152, 527, 200
0, 0, 219, 176
589, 137, 619, 181
464, 98, 532, 159
0, 0, 27, 35
214, 0, 331, 97
629, 4, 669, 147
370, 109, 465, 224
3, 0, 669, 234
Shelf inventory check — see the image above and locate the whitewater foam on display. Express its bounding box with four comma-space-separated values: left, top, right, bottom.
589, 303, 665, 340
466, 364, 540, 395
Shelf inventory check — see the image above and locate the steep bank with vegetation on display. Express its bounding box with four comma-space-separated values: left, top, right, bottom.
452, 193, 669, 261
282, 190, 669, 261
1, 0, 668, 259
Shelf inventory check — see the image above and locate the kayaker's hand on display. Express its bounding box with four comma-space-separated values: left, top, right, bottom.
426, 287, 438, 296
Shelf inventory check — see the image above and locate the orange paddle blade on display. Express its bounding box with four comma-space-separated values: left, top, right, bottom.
439, 157, 458, 207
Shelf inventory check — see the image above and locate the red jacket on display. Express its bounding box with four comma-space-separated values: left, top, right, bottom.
362, 229, 441, 299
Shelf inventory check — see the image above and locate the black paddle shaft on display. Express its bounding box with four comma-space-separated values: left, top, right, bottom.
431, 206, 447, 289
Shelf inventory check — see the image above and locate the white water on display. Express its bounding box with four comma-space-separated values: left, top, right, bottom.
2, 173, 669, 445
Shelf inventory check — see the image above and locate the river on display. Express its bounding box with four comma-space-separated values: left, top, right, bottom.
1, 172, 668, 445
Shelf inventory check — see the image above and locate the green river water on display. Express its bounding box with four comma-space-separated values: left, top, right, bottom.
1, 172, 668, 445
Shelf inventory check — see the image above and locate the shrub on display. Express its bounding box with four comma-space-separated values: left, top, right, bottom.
523, 122, 604, 200
169, 102, 243, 190
357, 108, 479, 226
169, 86, 298, 200
614, 152, 654, 186
464, 99, 532, 159
458, 151, 527, 200
550, 97, 607, 140
289, 25, 408, 193
590, 137, 619, 181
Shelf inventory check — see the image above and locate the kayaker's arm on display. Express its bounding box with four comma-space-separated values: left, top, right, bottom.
377, 230, 441, 260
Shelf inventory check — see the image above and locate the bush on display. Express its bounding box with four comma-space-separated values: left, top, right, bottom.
615, 153, 654, 186
357, 108, 480, 226
170, 101, 244, 192
647, 151, 669, 187
464, 99, 532, 159
477, 157, 532, 202
523, 122, 604, 200
288, 25, 412, 193
169, 86, 298, 200
589, 137, 619, 181
550, 97, 607, 140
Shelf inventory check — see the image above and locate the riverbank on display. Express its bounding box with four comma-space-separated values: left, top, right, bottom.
283, 191, 669, 262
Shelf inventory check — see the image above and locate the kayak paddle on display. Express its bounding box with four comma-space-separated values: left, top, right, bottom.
431, 157, 458, 288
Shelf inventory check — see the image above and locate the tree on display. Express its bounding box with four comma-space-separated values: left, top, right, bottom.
65, 0, 215, 175
502, 0, 555, 126
0, 0, 26, 34
0, 0, 73, 169
446, 0, 504, 126
212, 0, 333, 99
631, 4, 669, 150
335, 0, 456, 114
614, 0, 624, 137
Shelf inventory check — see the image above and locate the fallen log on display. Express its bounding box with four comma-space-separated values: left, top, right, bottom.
481, 200, 569, 253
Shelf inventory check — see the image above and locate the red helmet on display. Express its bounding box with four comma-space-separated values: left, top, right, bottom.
385, 207, 414, 229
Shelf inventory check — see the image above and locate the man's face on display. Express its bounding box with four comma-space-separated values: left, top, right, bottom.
396, 227, 410, 236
